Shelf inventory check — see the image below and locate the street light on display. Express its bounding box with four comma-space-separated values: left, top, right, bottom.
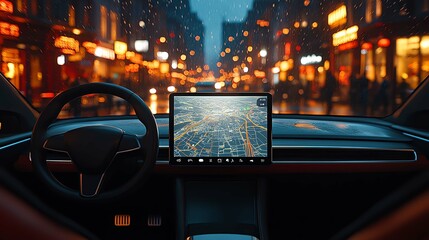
57, 55, 65, 65
259, 49, 267, 58
172, 60, 178, 69
157, 51, 169, 61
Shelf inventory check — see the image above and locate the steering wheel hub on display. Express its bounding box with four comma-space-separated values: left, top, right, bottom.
64, 126, 123, 174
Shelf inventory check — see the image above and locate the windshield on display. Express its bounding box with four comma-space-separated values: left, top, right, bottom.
2, 0, 427, 117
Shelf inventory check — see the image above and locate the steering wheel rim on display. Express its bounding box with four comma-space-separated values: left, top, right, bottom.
31, 82, 159, 201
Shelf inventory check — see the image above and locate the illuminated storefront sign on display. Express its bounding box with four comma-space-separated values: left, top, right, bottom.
135, 40, 149, 52
333, 25, 358, 47
254, 70, 266, 78
125, 64, 139, 73
328, 5, 347, 27
0, 22, 19, 37
126, 51, 143, 64
54, 36, 79, 54
82, 41, 97, 54
94, 46, 115, 60
338, 41, 358, 51
378, 38, 391, 48
300, 55, 322, 65
0, 0, 13, 13
362, 42, 373, 50
114, 41, 127, 55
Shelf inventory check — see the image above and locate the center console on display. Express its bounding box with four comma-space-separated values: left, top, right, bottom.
169, 93, 272, 239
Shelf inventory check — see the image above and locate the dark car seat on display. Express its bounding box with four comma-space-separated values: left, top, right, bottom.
0, 167, 98, 240
331, 172, 429, 240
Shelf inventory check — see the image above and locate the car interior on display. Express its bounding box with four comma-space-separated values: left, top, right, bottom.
1, 72, 429, 240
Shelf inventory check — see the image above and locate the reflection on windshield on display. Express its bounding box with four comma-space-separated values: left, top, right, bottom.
1, 0, 427, 117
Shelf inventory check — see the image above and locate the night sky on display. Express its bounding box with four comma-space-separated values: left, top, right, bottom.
189, 0, 254, 69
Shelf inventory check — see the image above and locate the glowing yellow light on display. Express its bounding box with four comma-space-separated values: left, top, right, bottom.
312, 22, 318, 28
160, 62, 169, 73
301, 21, 308, 27
280, 61, 289, 71
228, 36, 234, 42
159, 37, 166, 43
195, 35, 201, 41
318, 66, 324, 73
247, 46, 253, 52
294, 22, 300, 28
72, 28, 81, 35
196, 67, 202, 73
328, 5, 347, 27
243, 31, 249, 37
214, 82, 222, 89
180, 54, 187, 60
203, 65, 210, 71
247, 56, 253, 63
225, 48, 231, 53
220, 51, 226, 57
324, 60, 330, 70
272, 67, 280, 74
54, 36, 79, 54
190, 50, 195, 56
232, 56, 239, 62
282, 28, 289, 35
256, 20, 270, 27
332, 25, 359, 46
150, 94, 157, 101
114, 41, 128, 55
216, 62, 222, 67
190, 87, 197, 92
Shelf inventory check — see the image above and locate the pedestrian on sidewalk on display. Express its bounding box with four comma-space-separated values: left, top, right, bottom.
323, 71, 337, 115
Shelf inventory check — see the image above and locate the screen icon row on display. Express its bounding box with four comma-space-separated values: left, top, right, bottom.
172, 158, 268, 165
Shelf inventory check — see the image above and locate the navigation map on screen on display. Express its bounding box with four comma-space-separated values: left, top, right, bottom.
170, 94, 271, 165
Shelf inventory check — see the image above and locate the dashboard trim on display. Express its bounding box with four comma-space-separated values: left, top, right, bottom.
403, 133, 429, 143
0, 138, 30, 151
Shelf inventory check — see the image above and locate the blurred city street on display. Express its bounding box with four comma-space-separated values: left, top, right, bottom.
58, 93, 356, 118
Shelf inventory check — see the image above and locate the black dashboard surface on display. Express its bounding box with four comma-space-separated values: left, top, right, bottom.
156, 117, 410, 141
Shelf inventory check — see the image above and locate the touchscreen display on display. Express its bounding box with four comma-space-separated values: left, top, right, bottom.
169, 93, 272, 165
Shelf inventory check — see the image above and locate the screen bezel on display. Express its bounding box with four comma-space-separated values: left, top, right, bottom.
169, 92, 272, 165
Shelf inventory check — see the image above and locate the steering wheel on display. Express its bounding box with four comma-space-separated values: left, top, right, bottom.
30, 83, 159, 201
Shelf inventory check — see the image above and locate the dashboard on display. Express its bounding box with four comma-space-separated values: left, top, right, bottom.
14, 114, 429, 174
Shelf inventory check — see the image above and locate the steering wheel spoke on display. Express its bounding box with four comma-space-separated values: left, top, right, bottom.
43, 134, 67, 153
80, 173, 106, 197
117, 134, 141, 154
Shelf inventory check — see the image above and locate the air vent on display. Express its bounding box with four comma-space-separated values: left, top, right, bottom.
273, 147, 416, 162
114, 214, 131, 227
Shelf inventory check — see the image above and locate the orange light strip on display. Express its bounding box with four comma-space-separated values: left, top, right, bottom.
54, 36, 79, 54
